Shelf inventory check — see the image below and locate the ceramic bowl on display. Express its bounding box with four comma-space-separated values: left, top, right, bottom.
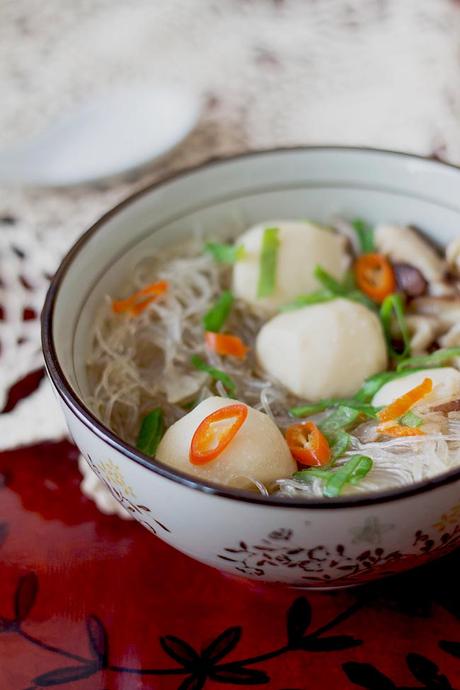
42, 147, 460, 589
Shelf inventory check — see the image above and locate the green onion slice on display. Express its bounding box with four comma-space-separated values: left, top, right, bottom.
290, 399, 379, 419
204, 242, 246, 264
352, 218, 375, 254
354, 369, 419, 403
257, 227, 280, 298
290, 398, 341, 418
323, 455, 373, 497
281, 290, 336, 311
293, 454, 373, 497
318, 406, 362, 439
314, 265, 377, 309
346, 290, 378, 312
329, 431, 352, 462
400, 411, 423, 428
397, 347, 460, 372
191, 355, 236, 397
136, 408, 164, 456
203, 290, 234, 332
290, 370, 424, 420
281, 289, 375, 313
282, 266, 376, 313
294, 467, 333, 482
342, 270, 357, 292
380, 293, 411, 362
313, 265, 347, 295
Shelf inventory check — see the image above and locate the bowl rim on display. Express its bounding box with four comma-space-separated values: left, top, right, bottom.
41, 145, 460, 509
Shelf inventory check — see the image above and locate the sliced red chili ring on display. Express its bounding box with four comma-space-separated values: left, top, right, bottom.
189, 403, 248, 465
285, 421, 331, 467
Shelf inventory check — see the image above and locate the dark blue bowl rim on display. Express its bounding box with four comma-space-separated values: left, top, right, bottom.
41, 145, 460, 509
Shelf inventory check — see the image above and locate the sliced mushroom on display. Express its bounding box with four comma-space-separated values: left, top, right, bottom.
436, 323, 460, 370
374, 224, 445, 283
405, 314, 440, 353
433, 399, 460, 413
393, 263, 427, 297
439, 322, 460, 348
409, 296, 460, 330
428, 281, 457, 297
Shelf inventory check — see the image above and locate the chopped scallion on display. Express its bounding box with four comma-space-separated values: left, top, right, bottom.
203, 290, 234, 332
191, 355, 236, 397
293, 454, 373, 497
294, 467, 333, 482
340, 401, 380, 417
318, 406, 362, 439
397, 347, 460, 372
281, 290, 336, 311
354, 369, 420, 403
136, 408, 164, 456
323, 454, 373, 497
329, 430, 351, 461
313, 265, 347, 295
290, 399, 379, 419
380, 293, 411, 362
282, 265, 376, 313
399, 411, 423, 428
342, 270, 357, 292
346, 290, 378, 312
257, 227, 280, 298
290, 398, 340, 417
352, 218, 375, 254
204, 242, 246, 264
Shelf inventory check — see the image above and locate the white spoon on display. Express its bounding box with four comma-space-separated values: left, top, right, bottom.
0, 84, 201, 187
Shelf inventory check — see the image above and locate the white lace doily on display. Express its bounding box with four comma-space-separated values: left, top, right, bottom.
1, 0, 460, 518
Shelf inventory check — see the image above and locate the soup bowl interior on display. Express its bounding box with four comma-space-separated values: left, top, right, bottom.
43, 148, 460, 588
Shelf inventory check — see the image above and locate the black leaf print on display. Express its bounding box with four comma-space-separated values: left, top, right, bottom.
210, 665, 269, 685
154, 519, 171, 533
406, 653, 451, 688
218, 556, 239, 563
160, 635, 200, 667
178, 673, 206, 690
286, 597, 311, 646
14, 573, 38, 622
202, 627, 241, 663
301, 635, 361, 652
439, 640, 460, 658
268, 529, 292, 541
342, 662, 396, 690
86, 615, 109, 667
33, 663, 97, 687
1, 584, 366, 688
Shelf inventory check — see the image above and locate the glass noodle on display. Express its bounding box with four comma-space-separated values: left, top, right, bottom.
87, 222, 460, 499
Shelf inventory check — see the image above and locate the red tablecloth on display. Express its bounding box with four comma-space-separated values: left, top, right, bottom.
1, 382, 460, 689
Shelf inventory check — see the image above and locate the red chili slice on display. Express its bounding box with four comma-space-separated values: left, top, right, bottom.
112, 280, 168, 315
355, 253, 396, 303
285, 421, 331, 466
189, 404, 248, 465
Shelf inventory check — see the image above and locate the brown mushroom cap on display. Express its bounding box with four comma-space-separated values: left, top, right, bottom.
393, 262, 427, 297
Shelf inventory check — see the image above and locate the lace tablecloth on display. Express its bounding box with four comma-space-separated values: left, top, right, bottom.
2, 5, 460, 689
1, 0, 460, 512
